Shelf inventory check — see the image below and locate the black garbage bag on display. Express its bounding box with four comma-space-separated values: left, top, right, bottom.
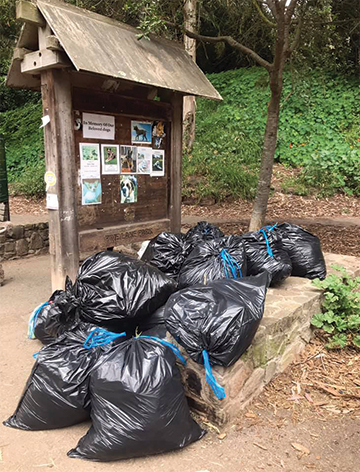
74, 251, 177, 331
29, 280, 78, 345
68, 337, 205, 461
178, 235, 247, 288
141, 232, 191, 278
165, 273, 270, 399
242, 226, 292, 286
184, 221, 224, 249
136, 306, 167, 339
277, 223, 326, 280
4, 323, 126, 431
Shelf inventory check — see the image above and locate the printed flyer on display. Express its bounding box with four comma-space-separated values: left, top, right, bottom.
82, 178, 102, 205
120, 146, 137, 173
80, 143, 101, 178
82, 113, 115, 140
137, 147, 152, 174
151, 150, 165, 176
131, 121, 152, 145
101, 144, 120, 175
120, 175, 138, 204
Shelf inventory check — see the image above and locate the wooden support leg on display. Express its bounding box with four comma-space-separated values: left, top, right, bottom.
41, 69, 79, 291
169, 93, 183, 233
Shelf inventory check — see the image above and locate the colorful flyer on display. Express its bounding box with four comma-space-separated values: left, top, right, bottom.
151, 150, 165, 176
120, 146, 137, 173
152, 121, 166, 149
137, 147, 152, 174
80, 143, 101, 178
82, 113, 115, 140
131, 121, 152, 144
120, 175, 138, 204
101, 144, 120, 175
82, 178, 102, 205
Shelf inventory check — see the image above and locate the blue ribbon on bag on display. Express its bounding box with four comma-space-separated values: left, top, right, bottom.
258, 224, 277, 258
202, 350, 226, 400
137, 335, 186, 365
28, 301, 50, 339
220, 249, 243, 279
83, 327, 126, 349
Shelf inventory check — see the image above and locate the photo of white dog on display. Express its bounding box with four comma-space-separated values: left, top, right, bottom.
120, 175, 138, 204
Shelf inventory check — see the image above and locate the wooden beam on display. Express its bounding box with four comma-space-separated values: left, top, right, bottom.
46, 35, 63, 52
21, 49, 71, 74
16, 1, 45, 27
169, 93, 183, 233
13, 47, 32, 61
41, 69, 80, 290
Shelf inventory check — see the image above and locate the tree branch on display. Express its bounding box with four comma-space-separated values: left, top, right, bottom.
183, 28, 273, 70
286, 0, 299, 23
264, 0, 278, 20
253, 0, 276, 28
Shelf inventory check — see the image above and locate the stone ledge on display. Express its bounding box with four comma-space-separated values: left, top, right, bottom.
169, 253, 360, 425
0, 221, 49, 262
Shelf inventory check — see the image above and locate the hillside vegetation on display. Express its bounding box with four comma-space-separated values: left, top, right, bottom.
0, 68, 359, 199
183, 68, 360, 202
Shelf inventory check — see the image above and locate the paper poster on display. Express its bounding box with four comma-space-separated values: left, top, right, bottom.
83, 113, 115, 140
152, 121, 166, 149
46, 193, 59, 210
82, 178, 102, 205
120, 146, 137, 173
101, 144, 120, 175
80, 143, 101, 178
131, 121, 152, 144
151, 150, 165, 176
120, 175, 138, 204
137, 147, 152, 174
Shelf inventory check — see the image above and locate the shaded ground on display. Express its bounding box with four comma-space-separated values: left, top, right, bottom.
1, 256, 360, 472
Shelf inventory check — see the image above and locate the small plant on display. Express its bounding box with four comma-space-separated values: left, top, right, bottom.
311, 264, 360, 349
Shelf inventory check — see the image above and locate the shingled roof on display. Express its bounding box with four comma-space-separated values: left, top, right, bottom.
7, 0, 222, 101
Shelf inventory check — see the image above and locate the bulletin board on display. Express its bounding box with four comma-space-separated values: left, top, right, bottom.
72, 88, 173, 255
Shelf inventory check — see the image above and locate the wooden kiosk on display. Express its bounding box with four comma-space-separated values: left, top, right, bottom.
7, 0, 221, 290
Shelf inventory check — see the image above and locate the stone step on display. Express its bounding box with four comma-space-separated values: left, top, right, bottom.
168, 253, 360, 426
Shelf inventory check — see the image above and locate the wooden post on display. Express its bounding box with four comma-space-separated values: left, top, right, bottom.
169, 93, 183, 233
41, 69, 80, 290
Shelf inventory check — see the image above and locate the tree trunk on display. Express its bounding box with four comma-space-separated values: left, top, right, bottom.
183, 0, 197, 151
248, 80, 282, 231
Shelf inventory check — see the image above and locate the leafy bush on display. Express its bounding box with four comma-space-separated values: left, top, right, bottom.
186, 68, 360, 201
0, 99, 45, 195
311, 265, 360, 349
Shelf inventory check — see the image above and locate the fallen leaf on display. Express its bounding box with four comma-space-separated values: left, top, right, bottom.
253, 442, 268, 451
217, 433, 227, 440
291, 443, 310, 455
304, 392, 314, 403
245, 412, 257, 418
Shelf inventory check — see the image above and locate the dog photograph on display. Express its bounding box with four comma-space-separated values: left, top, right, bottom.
120, 175, 138, 204
82, 178, 102, 205
120, 146, 137, 173
101, 144, 120, 174
151, 150, 165, 176
80, 143, 100, 178
137, 147, 152, 174
131, 121, 152, 144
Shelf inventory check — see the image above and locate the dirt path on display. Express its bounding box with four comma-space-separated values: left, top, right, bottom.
1, 256, 359, 472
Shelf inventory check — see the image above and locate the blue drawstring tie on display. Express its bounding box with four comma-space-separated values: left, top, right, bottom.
137, 335, 186, 365
259, 224, 277, 259
202, 350, 226, 400
83, 327, 126, 349
28, 301, 50, 339
220, 249, 243, 279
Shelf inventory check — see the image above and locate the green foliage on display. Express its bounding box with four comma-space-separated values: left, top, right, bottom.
185, 67, 360, 201
311, 265, 360, 349
0, 99, 45, 196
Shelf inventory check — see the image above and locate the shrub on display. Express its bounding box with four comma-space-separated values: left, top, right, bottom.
311, 265, 360, 349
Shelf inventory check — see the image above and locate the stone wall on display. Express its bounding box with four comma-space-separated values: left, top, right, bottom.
0, 222, 49, 261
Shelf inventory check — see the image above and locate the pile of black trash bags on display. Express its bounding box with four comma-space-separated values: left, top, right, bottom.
4, 221, 326, 462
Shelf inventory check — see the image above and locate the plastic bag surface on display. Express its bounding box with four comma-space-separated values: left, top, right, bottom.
32, 289, 78, 345
277, 223, 326, 280
68, 337, 205, 461
184, 221, 224, 249
165, 272, 270, 367
74, 251, 177, 330
178, 235, 247, 288
242, 228, 292, 286
141, 232, 191, 278
4, 323, 117, 431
